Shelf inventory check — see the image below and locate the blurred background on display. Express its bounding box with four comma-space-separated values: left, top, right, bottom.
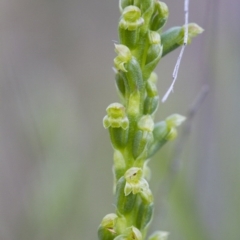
0, 0, 239, 239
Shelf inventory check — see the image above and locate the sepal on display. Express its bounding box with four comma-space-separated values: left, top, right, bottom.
165, 114, 186, 128
150, 1, 169, 31
114, 44, 132, 72
114, 226, 142, 240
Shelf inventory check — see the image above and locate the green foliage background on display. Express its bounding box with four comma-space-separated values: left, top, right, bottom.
0, 1, 239, 240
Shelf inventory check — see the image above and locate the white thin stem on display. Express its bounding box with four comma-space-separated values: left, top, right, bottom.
162, 0, 189, 102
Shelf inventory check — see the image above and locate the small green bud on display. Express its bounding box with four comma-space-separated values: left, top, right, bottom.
149, 71, 158, 83
124, 57, 144, 93
113, 150, 126, 181
127, 91, 141, 116
150, 1, 169, 31
161, 23, 204, 57
148, 231, 169, 240
114, 44, 132, 72
136, 202, 154, 230
143, 96, 159, 115
132, 115, 154, 158
98, 213, 118, 240
140, 0, 155, 33
146, 78, 158, 97
144, 31, 162, 80
119, 6, 144, 31
148, 30, 161, 45
148, 114, 186, 157
148, 121, 168, 158
116, 176, 137, 214
138, 115, 154, 132
115, 72, 126, 99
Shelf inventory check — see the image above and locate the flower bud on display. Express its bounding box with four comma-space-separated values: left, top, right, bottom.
143, 96, 159, 115
136, 202, 154, 230
124, 57, 144, 93
132, 116, 154, 159
143, 73, 159, 114
127, 91, 141, 116
146, 73, 158, 96
115, 72, 126, 99
144, 31, 162, 80
148, 114, 186, 157
113, 150, 126, 181
148, 231, 169, 240
116, 176, 137, 214
148, 121, 168, 158
161, 23, 204, 57
138, 115, 154, 132
150, 1, 169, 31
98, 213, 118, 240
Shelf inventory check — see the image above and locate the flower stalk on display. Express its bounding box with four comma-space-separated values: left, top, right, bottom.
98, 1, 203, 239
